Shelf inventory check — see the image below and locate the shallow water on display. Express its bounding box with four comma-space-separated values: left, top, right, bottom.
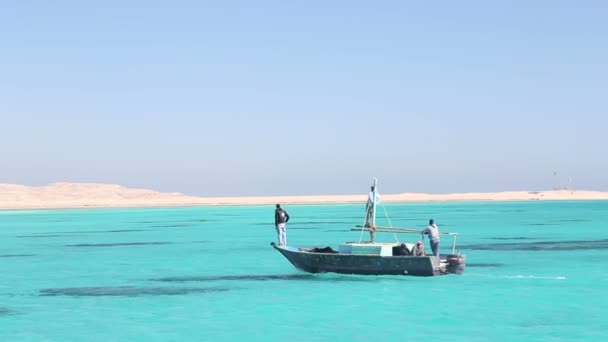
1, 201, 607, 341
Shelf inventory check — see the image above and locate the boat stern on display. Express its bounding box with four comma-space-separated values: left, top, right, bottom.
444, 254, 466, 274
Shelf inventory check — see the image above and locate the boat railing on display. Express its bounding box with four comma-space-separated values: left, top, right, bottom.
352, 225, 460, 254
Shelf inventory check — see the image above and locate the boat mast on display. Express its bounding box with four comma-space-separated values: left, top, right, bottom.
371, 177, 378, 227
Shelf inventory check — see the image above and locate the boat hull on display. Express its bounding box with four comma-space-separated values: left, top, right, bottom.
272, 243, 466, 276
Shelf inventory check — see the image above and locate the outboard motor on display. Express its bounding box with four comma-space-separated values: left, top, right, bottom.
445, 254, 466, 274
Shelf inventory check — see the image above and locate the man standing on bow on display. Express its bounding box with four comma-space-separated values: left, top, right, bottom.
421, 219, 440, 257
364, 185, 380, 242
275, 204, 290, 246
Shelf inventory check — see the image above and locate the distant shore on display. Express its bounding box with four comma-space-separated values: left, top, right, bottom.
1, 182, 607, 210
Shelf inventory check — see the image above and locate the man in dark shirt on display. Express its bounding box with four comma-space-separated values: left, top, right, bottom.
275, 204, 290, 246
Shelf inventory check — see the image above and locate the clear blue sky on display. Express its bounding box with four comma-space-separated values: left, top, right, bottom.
1, 1, 607, 196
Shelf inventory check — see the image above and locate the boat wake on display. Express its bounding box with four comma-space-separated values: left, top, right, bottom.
484, 274, 567, 280
501, 275, 567, 280
465, 273, 567, 280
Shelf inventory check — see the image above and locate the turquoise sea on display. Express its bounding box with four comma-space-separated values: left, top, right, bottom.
1, 201, 607, 341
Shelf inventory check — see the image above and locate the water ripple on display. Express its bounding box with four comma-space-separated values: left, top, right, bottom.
17, 234, 85, 238
39, 286, 229, 297
460, 239, 608, 251
148, 224, 193, 228
468, 263, 505, 268
36, 229, 156, 235
0, 254, 37, 258
66, 242, 172, 247
525, 223, 560, 226
151, 274, 372, 283
0, 307, 16, 315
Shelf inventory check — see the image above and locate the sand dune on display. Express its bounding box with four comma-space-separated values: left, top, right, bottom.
0, 183, 607, 210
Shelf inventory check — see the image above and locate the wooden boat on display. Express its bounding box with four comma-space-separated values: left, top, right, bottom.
272, 179, 466, 276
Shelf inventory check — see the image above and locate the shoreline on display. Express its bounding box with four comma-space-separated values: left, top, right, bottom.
1, 183, 608, 210
2, 198, 608, 212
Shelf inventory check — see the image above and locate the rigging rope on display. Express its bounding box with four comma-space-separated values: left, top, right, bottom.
381, 202, 400, 243
358, 201, 400, 244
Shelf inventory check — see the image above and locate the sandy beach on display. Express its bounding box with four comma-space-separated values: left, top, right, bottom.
1, 182, 607, 210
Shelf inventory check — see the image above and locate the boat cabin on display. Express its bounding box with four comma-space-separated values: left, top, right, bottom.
338, 242, 416, 256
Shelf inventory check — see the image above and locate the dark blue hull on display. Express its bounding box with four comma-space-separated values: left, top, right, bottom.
272, 243, 466, 276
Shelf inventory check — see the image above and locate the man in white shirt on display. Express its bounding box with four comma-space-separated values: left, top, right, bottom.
367, 186, 380, 205
421, 219, 440, 257
364, 186, 380, 242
